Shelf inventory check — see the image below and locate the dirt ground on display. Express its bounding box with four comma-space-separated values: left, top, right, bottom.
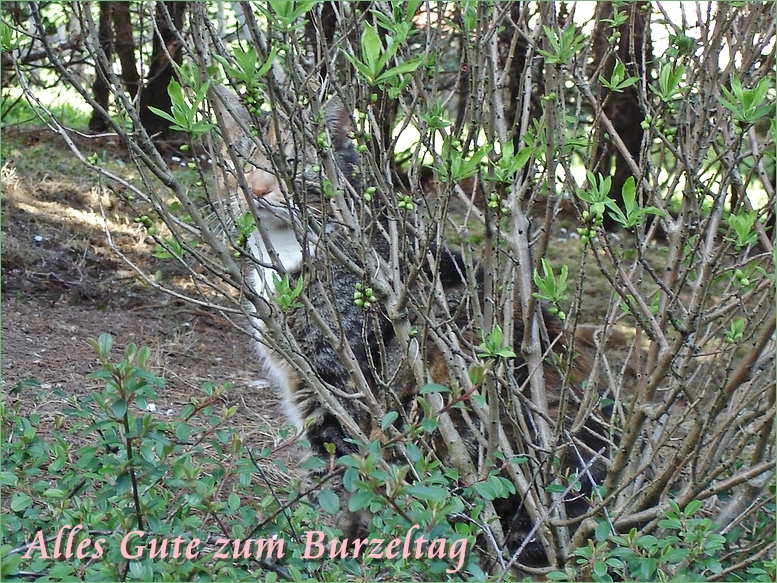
1, 127, 293, 468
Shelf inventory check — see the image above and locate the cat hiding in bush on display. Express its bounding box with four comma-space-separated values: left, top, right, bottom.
210, 84, 614, 567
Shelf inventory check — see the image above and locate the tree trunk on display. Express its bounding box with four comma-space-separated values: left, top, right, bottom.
304, 1, 338, 82
88, 1, 140, 132
88, 2, 113, 132
592, 2, 652, 229
111, 1, 139, 100
138, 1, 187, 142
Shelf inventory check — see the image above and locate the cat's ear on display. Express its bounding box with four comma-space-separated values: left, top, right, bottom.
323, 97, 351, 151
211, 84, 253, 157
323, 97, 360, 184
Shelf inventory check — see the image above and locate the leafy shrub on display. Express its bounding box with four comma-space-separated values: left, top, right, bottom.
3, 336, 775, 582
548, 500, 777, 582
1, 336, 483, 581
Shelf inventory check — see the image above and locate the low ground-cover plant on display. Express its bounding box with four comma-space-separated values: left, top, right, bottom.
548, 499, 777, 582
3, 336, 775, 581
0, 336, 484, 581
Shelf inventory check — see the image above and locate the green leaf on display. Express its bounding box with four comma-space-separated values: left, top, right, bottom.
361, 25, 383, 77
420, 417, 438, 433
190, 78, 212, 117
538, 24, 586, 64
112, 399, 128, 418
440, 138, 491, 183
593, 561, 609, 578
621, 175, 637, 214
380, 411, 399, 431
600, 60, 640, 93
605, 557, 625, 569
490, 325, 503, 346
405, 484, 448, 500
115, 471, 132, 495
703, 557, 723, 574
477, 325, 516, 359
684, 499, 702, 517
640, 557, 658, 580
595, 519, 611, 542
405, 441, 422, 463
471, 481, 497, 500
228, 493, 241, 510
10, 493, 32, 512
420, 383, 450, 394
318, 488, 341, 514
0, 20, 19, 51
0, 472, 18, 487
726, 209, 759, 249
375, 57, 423, 84
99, 333, 114, 355
300, 456, 326, 471
348, 490, 375, 511
147, 110, 186, 132
343, 51, 377, 85
404, 1, 422, 20
256, 47, 279, 77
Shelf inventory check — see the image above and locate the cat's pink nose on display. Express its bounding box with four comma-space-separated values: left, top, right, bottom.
248, 169, 278, 198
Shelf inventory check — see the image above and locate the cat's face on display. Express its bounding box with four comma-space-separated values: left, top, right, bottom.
212, 85, 350, 230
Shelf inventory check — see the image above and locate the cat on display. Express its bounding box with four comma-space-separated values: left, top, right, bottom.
211, 84, 613, 567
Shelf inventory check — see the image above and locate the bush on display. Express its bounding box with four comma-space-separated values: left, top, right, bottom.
4, 337, 774, 581
1, 336, 483, 580
4, 1, 775, 578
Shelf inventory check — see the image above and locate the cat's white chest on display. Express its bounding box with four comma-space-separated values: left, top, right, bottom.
246, 223, 304, 299
246, 223, 308, 432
